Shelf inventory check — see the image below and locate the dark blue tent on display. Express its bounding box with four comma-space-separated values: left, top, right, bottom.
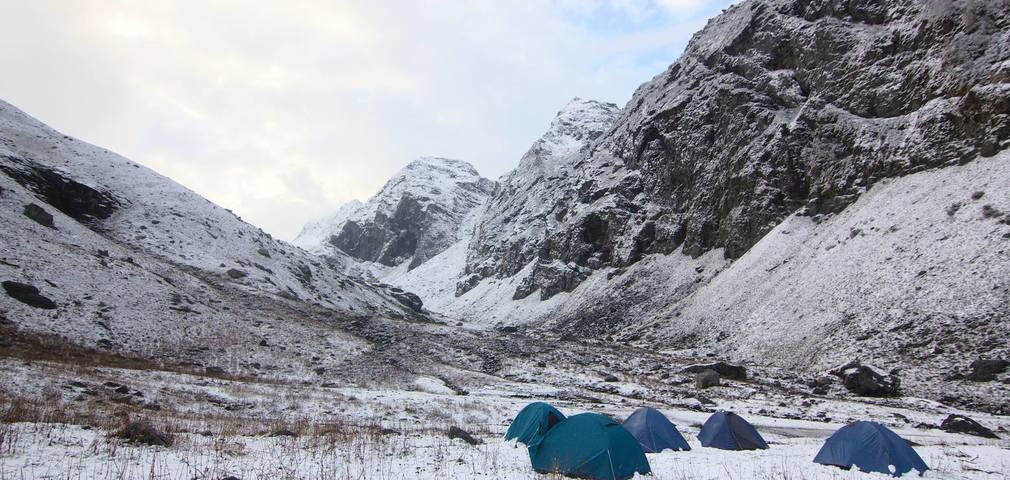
814, 421, 928, 477
623, 407, 691, 453
697, 411, 769, 450
505, 402, 566, 455
531, 413, 651, 480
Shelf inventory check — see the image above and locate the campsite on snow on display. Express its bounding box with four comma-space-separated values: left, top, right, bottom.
1, 0, 1009, 478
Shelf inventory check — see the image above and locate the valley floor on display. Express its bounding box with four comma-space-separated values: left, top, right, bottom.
1, 354, 1008, 480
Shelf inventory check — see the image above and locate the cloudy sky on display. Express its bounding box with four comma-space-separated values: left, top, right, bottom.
0, 0, 736, 240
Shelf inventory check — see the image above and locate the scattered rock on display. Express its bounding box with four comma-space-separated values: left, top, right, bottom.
830, 361, 900, 397
395, 291, 424, 312
695, 369, 720, 389
205, 366, 226, 376
226, 269, 248, 279
603, 374, 619, 382
940, 414, 999, 439
113, 420, 173, 447
695, 395, 715, 405
683, 362, 747, 381
22, 203, 54, 228
447, 426, 482, 445
2, 281, 57, 309
257, 247, 271, 258
967, 359, 1009, 382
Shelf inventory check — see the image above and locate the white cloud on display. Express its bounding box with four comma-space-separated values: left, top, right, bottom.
0, 0, 735, 240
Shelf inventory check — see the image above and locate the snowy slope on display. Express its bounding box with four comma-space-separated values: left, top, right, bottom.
295, 157, 495, 270
0, 99, 422, 379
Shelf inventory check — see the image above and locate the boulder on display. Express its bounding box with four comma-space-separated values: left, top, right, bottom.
830, 361, 900, 397
940, 414, 999, 439
967, 359, 1009, 382
2, 281, 57, 309
513, 260, 591, 300
683, 362, 747, 381
205, 366, 226, 376
22, 203, 54, 228
226, 269, 248, 279
695, 369, 720, 389
388, 289, 423, 312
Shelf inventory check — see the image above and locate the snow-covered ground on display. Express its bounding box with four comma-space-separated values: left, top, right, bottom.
1, 350, 1008, 480
5, 421, 1008, 480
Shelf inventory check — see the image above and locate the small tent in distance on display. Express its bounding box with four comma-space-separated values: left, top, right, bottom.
532, 413, 651, 480
814, 421, 928, 477
623, 406, 691, 453
505, 402, 566, 456
697, 411, 769, 450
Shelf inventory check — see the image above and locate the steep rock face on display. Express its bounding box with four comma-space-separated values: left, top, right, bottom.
461, 0, 1010, 301
459, 98, 621, 297
296, 158, 495, 270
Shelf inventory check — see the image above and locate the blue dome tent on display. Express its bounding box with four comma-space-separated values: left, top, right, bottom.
697, 411, 769, 450
505, 402, 566, 455
814, 421, 928, 477
623, 406, 691, 452
531, 413, 651, 480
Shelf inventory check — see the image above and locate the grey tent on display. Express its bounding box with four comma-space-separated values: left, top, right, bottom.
697, 411, 769, 450
623, 407, 691, 452
814, 421, 928, 477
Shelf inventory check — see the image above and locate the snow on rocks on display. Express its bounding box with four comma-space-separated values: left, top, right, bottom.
294, 157, 495, 270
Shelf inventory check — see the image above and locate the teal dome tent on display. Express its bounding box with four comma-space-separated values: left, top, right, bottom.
505, 402, 566, 456
531, 413, 651, 480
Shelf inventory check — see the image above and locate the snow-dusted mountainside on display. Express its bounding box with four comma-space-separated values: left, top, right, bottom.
377, 0, 1010, 411
0, 99, 428, 380
295, 157, 495, 271
462, 0, 1010, 302
458, 98, 621, 297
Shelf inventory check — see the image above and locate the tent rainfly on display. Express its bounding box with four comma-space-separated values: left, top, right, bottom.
813, 421, 928, 477
531, 413, 652, 480
504, 402, 566, 456
697, 411, 769, 450
623, 406, 691, 453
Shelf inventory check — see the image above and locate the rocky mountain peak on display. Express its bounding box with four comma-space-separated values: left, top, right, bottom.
525, 98, 621, 164
295, 157, 496, 270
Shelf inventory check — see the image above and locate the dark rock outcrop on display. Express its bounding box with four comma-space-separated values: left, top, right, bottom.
226, 269, 247, 279
22, 203, 54, 228
2, 281, 57, 309
830, 361, 900, 397
940, 414, 999, 439
695, 369, 721, 389
386, 287, 424, 312
683, 362, 748, 381
967, 359, 1009, 382
512, 261, 591, 300
1, 154, 120, 225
